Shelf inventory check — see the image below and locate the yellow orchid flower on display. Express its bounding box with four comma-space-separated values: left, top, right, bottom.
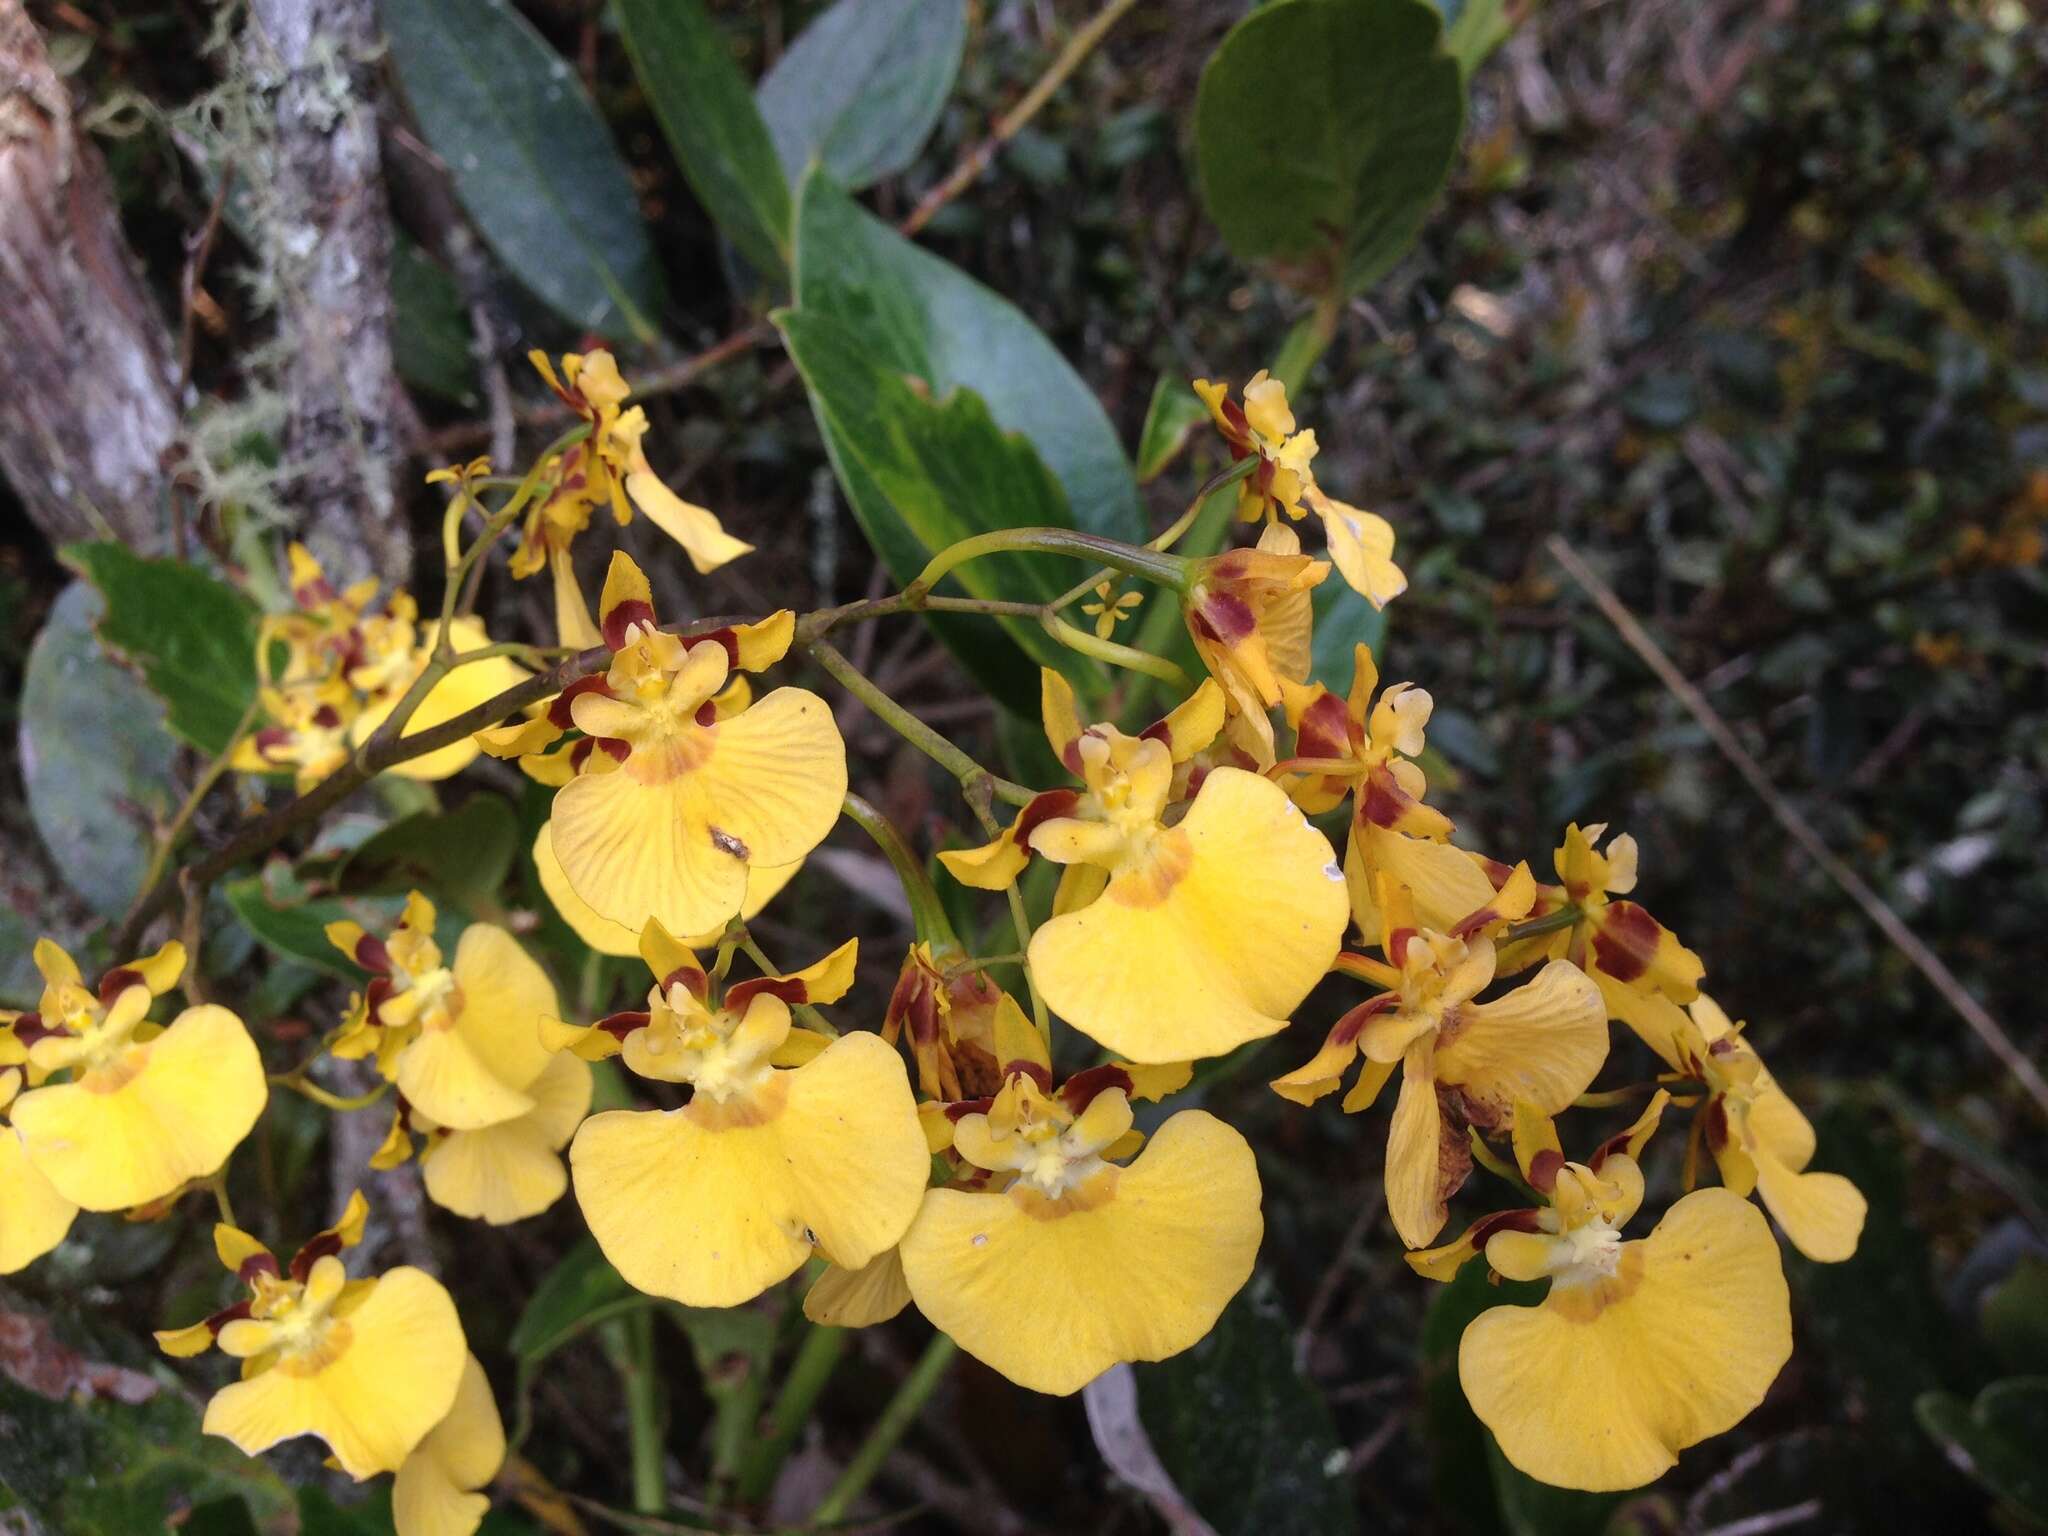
544, 553, 843, 941
1408, 1098, 1791, 1492
325, 893, 559, 1133
563, 922, 928, 1308
370, 1049, 593, 1227
1193, 371, 1406, 607
229, 675, 360, 792
1183, 521, 1329, 767
878, 942, 1010, 1102
155, 1192, 468, 1483
1273, 873, 1607, 1248
7, 938, 266, 1212
940, 669, 1347, 1062
898, 1013, 1260, 1395
1080, 578, 1142, 638
347, 611, 529, 785
0, 1063, 77, 1273
1606, 989, 1865, 1263
531, 821, 798, 956
1552, 823, 1705, 1003
393, 1354, 505, 1536
515, 349, 752, 645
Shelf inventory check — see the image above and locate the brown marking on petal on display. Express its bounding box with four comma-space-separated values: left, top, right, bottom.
690, 627, 744, 669
1357, 768, 1418, 830
1185, 763, 1211, 796
1331, 993, 1398, 1046
1386, 926, 1419, 969
955, 1041, 1003, 1098
288, 1232, 344, 1283
1011, 1165, 1120, 1219
596, 736, 631, 765
548, 675, 614, 730
1059, 1064, 1135, 1114
595, 1010, 651, 1040
1590, 901, 1664, 984
685, 1071, 790, 1130
726, 976, 806, 1011
1218, 396, 1251, 444
1138, 719, 1173, 750
364, 976, 397, 1023
1295, 690, 1356, 762
1194, 590, 1257, 644
97, 968, 144, 1005
8, 1012, 60, 1045
601, 599, 658, 653
1702, 1097, 1731, 1154
1474, 856, 1519, 890
205, 1298, 255, 1335
234, 1252, 281, 1285
1470, 1207, 1545, 1245
311, 705, 342, 730
1437, 1092, 1475, 1207
253, 726, 293, 757
709, 826, 750, 861
1015, 789, 1082, 844
661, 966, 709, 1002
1526, 1149, 1565, 1193
1545, 1246, 1646, 1322
354, 934, 393, 975
1004, 1061, 1054, 1093
694, 701, 719, 726
944, 1095, 996, 1123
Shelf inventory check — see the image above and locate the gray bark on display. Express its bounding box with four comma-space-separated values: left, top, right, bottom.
0, 0, 178, 551
243, 0, 413, 587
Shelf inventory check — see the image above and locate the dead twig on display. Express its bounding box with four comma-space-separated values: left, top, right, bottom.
1547, 534, 2048, 1120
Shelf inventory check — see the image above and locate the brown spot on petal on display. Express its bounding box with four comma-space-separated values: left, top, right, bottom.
943, 1095, 996, 1123
596, 1010, 651, 1041
234, 1251, 280, 1285
355, 934, 393, 975
601, 599, 658, 652
288, 1231, 345, 1283
1016, 789, 1082, 844
1194, 590, 1257, 644
548, 675, 614, 730
1295, 691, 1355, 761
1590, 901, 1664, 984
1470, 1207, 1545, 1245
660, 966, 709, 1002
1058, 1064, 1135, 1114
726, 976, 807, 1011
1527, 1149, 1565, 1193
97, 968, 144, 1005
205, 1298, 255, 1336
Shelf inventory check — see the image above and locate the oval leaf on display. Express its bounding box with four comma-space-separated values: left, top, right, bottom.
1195, 0, 1464, 297
19, 583, 177, 918
615, 0, 792, 277
382, 0, 663, 339
757, 0, 967, 190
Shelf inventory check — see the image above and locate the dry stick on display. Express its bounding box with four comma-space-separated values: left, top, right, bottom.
1546, 533, 2048, 1120
423, 0, 1142, 457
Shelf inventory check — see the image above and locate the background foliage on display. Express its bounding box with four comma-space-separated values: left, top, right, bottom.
2, 0, 2045, 1533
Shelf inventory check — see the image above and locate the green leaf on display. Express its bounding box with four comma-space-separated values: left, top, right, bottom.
756, 0, 967, 191
1429, 0, 1513, 77
63, 542, 260, 757
614, 0, 792, 277
1195, 0, 1464, 297
222, 870, 406, 979
19, 583, 178, 918
1134, 1277, 1357, 1536
1917, 1377, 2048, 1523
1310, 578, 1389, 692
382, 0, 663, 340
792, 173, 1144, 548
338, 795, 521, 910
1983, 1256, 2048, 1377
391, 237, 478, 406
509, 1238, 639, 1362
1136, 374, 1208, 484
0, 1292, 295, 1534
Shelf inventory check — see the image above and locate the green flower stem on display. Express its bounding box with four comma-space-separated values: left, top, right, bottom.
1572, 1084, 1664, 1109
268, 1072, 389, 1113
841, 793, 959, 948
602, 1306, 667, 1514
1500, 905, 1585, 945
913, 528, 1189, 599
1042, 611, 1192, 690
123, 688, 263, 933
805, 641, 1034, 811
734, 1320, 850, 1507
1045, 457, 1260, 615
808, 1333, 958, 1525
734, 933, 836, 1037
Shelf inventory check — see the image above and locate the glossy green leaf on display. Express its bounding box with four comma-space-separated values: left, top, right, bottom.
615, 0, 792, 276
757, 0, 967, 190
19, 583, 177, 918
382, 0, 662, 339
222, 871, 406, 979
1195, 0, 1464, 297
337, 795, 520, 909
791, 174, 1144, 547
1310, 578, 1390, 692
1134, 1278, 1357, 1536
778, 305, 1080, 700
1136, 374, 1208, 483
391, 237, 478, 405
509, 1238, 639, 1362
63, 542, 260, 757
0, 1293, 295, 1535
1916, 1377, 2048, 1522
